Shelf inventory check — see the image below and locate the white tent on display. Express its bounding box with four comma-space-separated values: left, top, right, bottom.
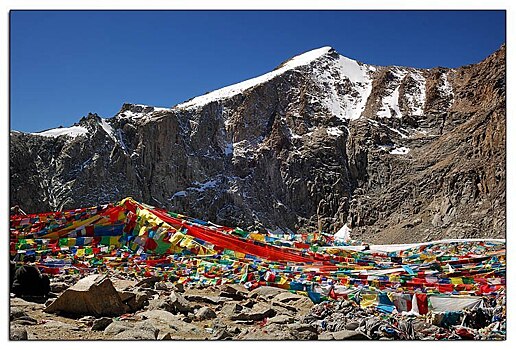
334, 224, 351, 241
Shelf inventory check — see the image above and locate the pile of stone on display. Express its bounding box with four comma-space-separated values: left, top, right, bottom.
10, 273, 506, 341
301, 298, 506, 340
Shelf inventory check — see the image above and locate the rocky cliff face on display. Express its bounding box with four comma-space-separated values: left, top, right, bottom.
10, 45, 505, 243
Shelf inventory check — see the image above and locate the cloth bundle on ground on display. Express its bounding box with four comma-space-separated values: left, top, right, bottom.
11, 263, 50, 298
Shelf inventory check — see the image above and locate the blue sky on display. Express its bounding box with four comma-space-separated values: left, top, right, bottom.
10, 10, 505, 132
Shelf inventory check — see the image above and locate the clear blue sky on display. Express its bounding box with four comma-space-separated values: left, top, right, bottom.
10, 10, 505, 132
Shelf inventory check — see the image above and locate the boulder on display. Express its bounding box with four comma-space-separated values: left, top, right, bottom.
119, 290, 149, 312
139, 309, 203, 335
230, 303, 276, 321
170, 291, 193, 314
39, 320, 80, 331
10, 326, 28, 340
345, 321, 360, 330
220, 302, 243, 317
147, 292, 192, 315
10, 315, 38, 326
104, 321, 133, 336
249, 286, 286, 299
268, 314, 294, 324
113, 329, 156, 340
135, 276, 161, 288
318, 332, 334, 340
219, 284, 247, 300
287, 323, 318, 333
174, 283, 185, 293
158, 332, 173, 340
184, 294, 227, 304
332, 329, 370, 340
44, 274, 128, 316
155, 281, 168, 290
195, 306, 216, 321
50, 281, 70, 293
272, 292, 305, 304
10, 307, 28, 320
91, 317, 113, 331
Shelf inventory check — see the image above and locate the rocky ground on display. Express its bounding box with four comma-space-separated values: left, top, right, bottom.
10, 273, 505, 341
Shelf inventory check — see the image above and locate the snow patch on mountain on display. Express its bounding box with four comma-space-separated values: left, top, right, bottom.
117, 104, 171, 120
376, 68, 408, 119
316, 55, 374, 120
326, 126, 344, 137
438, 72, 454, 102
99, 118, 118, 142
32, 126, 88, 138
405, 72, 427, 116
390, 146, 410, 155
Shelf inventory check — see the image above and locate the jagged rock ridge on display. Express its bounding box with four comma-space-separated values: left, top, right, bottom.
10, 45, 505, 243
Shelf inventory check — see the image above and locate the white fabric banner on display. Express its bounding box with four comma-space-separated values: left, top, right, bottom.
428, 295, 483, 312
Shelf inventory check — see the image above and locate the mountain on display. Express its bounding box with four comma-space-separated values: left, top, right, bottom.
10, 45, 505, 243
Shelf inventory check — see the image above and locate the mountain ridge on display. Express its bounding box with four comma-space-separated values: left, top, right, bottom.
10, 44, 505, 243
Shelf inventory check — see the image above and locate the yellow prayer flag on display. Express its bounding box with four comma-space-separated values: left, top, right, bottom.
451, 277, 463, 285
360, 293, 378, 308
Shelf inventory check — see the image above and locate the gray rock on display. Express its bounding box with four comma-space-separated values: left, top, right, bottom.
158, 332, 173, 340
170, 291, 193, 314
230, 303, 276, 321
113, 329, 156, 340
272, 292, 305, 304
154, 281, 168, 290
249, 286, 286, 299
78, 315, 96, 324
44, 275, 128, 317
318, 332, 334, 340
195, 306, 216, 320
174, 283, 185, 293
219, 284, 247, 300
135, 276, 160, 288
39, 320, 80, 331
91, 317, 113, 331
104, 321, 133, 336
184, 294, 226, 304
44, 298, 56, 307
147, 292, 192, 315
123, 290, 149, 312
139, 310, 182, 324
268, 314, 294, 324
133, 320, 160, 338
345, 321, 360, 330
294, 330, 319, 340
332, 329, 370, 340
220, 301, 243, 317
50, 281, 70, 293
287, 323, 318, 333
10, 326, 28, 340
10, 316, 38, 325
138, 309, 203, 336
10, 307, 28, 320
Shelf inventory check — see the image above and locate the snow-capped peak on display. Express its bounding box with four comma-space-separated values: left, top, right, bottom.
175, 46, 334, 110
277, 46, 333, 70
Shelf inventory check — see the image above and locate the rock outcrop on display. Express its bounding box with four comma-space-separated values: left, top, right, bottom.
10, 45, 505, 243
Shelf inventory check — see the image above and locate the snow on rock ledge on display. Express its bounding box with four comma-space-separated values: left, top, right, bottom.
31, 126, 88, 138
